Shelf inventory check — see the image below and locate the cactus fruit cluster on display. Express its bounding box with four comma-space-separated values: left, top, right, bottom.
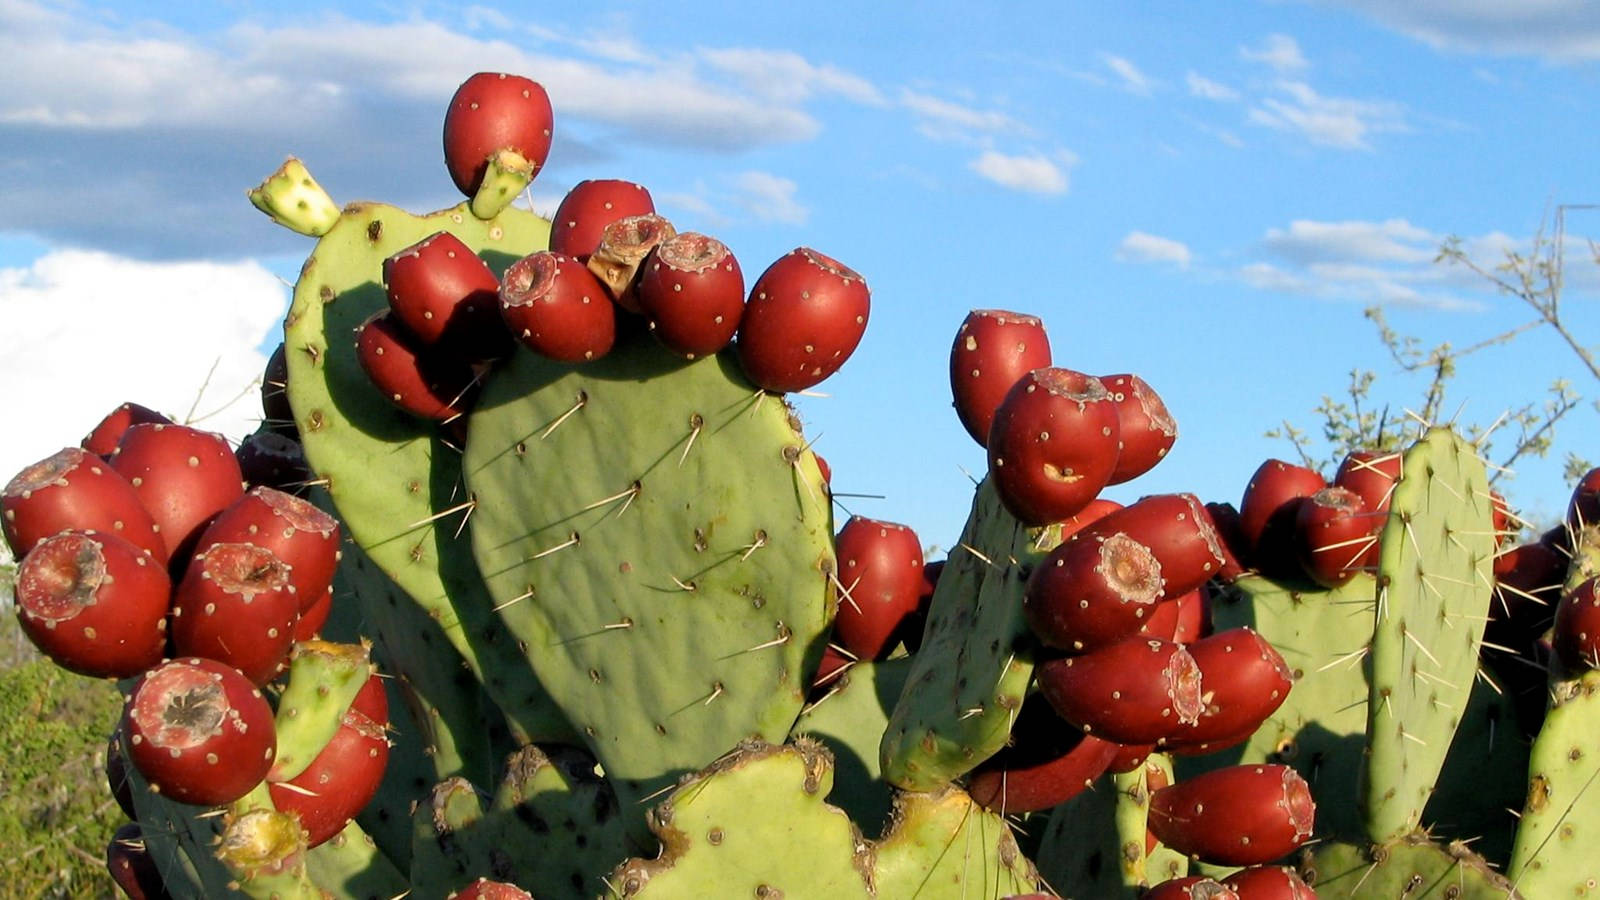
8, 70, 1600, 899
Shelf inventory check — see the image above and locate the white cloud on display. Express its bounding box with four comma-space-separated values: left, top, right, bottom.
1320, 1, 1600, 61
1186, 72, 1240, 102
900, 89, 1029, 140
968, 150, 1074, 195
732, 171, 808, 225
1264, 218, 1438, 265
1240, 34, 1309, 72
1117, 231, 1193, 268
1101, 53, 1156, 95
700, 48, 885, 106
1248, 80, 1408, 150
0, 250, 286, 490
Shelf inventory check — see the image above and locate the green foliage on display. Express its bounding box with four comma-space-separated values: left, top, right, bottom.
0, 619, 126, 899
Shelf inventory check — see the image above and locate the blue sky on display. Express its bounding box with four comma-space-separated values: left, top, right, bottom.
3, 0, 1599, 552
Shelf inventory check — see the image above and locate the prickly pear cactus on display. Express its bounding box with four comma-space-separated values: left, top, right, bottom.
792, 656, 915, 832
464, 336, 835, 837
1034, 756, 1187, 898
1306, 835, 1519, 899
1506, 669, 1600, 896
871, 784, 1039, 897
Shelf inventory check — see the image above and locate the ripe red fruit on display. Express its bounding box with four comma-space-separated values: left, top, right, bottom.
966, 700, 1119, 813
549, 179, 656, 261
832, 516, 925, 661
636, 232, 746, 358
236, 430, 312, 494
1035, 637, 1204, 745
1295, 486, 1378, 587
499, 251, 618, 364
986, 368, 1121, 527
106, 823, 169, 900
1221, 865, 1316, 899
170, 542, 300, 685
355, 309, 480, 421
448, 879, 535, 900
268, 672, 390, 847
261, 343, 297, 438
109, 423, 246, 564
1076, 494, 1228, 601
82, 402, 171, 458
948, 309, 1051, 448
197, 487, 341, 614
1143, 877, 1240, 900
587, 213, 676, 312
1165, 627, 1293, 750
1147, 764, 1316, 866
1100, 374, 1177, 484
1333, 449, 1401, 517
122, 657, 277, 806
3, 446, 166, 564
13, 530, 170, 678
442, 73, 553, 198
1238, 459, 1326, 576
1024, 531, 1165, 653
383, 231, 511, 360
735, 248, 870, 393
1567, 465, 1600, 532
1554, 577, 1600, 671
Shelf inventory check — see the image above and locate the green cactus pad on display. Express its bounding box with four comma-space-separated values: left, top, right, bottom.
1034, 759, 1187, 899
879, 478, 1057, 791
1306, 834, 1520, 899
791, 656, 914, 833
124, 757, 236, 898
871, 784, 1041, 898
278, 189, 574, 749
216, 809, 322, 900
463, 337, 834, 835
269, 640, 375, 783
250, 157, 341, 237
1506, 669, 1600, 896
1366, 427, 1497, 844
302, 819, 409, 900
606, 739, 873, 898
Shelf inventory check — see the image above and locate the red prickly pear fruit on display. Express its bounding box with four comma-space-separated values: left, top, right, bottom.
383, 231, 512, 361
1553, 576, 1600, 671
966, 699, 1120, 813
948, 309, 1052, 448
549, 179, 656, 261
1035, 637, 1204, 744
499, 251, 618, 364
1060, 498, 1123, 540
106, 822, 170, 900
1490, 538, 1565, 642
268, 672, 390, 848
83, 402, 171, 458
236, 430, 311, 495
3, 447, 166, 564
293, 584, 334, 641
636, 232, 746, 357
832, 516, 925, 661
1220, 865, 1317, 899
13, 530, 171, 678
1100, 373, 1177, 484
735, 247, 870, 393
442, 73, 553, 198
1238, 459, 1326, 577
1202, 501, 1250, 582
986, 368, 1121, 527
261, 342, 297, 438
1139, 588, 1206, 642
810, 643, 856, 692
1333, 449, 1401, 518
1165, 626, 1293, 749
121, 656, 277, 806
170, 542, 299, 685
813, 452, 833, 486
1143, 877, 1240, 900
1078, 494, 1229, 601
1024, 531, 1165, 653
1295, 486, 1379, 587
354, 309, 480, 421
1147, 764, 1316, 866
1567, 466, 1600, 532
1489, 490, 1515, 547
109, 423, 246, 565
1104, 741, 1154, 774
448, 878, 536, 900
197, 487, 340, 614
587, 213, 677, 312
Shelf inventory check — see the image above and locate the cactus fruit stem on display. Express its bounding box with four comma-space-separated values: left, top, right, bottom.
468, 148, 534, 220
249, 158, 340, 237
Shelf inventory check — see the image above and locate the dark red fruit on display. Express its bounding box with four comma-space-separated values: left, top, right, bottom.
235, 430, 311, 494
443, 73, 553, 198
1333, 449, 1401, 518
1166, 627, 1293, 749
1035, 637, 1204, 744
637, 232, 746, 357
1147, 764, 1316, 866
3, 447, 166, 564
1202, 501, 1249, 582
1220, 865, 1317, 899
1059, 498, 1123, 540
949, 309, 1051, 448
260, 344, 297, 438
383, 231, 511, 360
268, 672, 390, 847
587, 213, 676, 312
1295, 486, 1378, 587
109, 423, 245, 564
1554, 577, 1600, 671
499, 251, 617, 363
832, 516, 925, 661
966, 699, 1120, 813
13, 530, 170, 678
293, 584, 334, 641
1100, 373, 1177, 484
1104, 741, 1154, 774
106, 823, 170, 900
1140, 588, 1206, 643
1238, 459, 1326, 577
986, 368, 1121, 527
735, 248, 870, 393
122, 657, 277, 806
1567, 466, 1600, 532
1025, 531, 1165, 653
810, 643, 855, 692
1077, 494, 1228, 600
355, 309, 480, 421
1143, 877, 1240, 900
448, 879, 535, 900
197, 487, 340, 613
83, 402, 171, 458
170, 542, 299, 685
549, 179, 655, 260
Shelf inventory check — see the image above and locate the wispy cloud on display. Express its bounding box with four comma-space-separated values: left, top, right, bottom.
1101, 53, 1157, 95
699, 48, 886, 106
1248, 80, 1409, 150
1186, 72, 1240, 102
1117, 231, 1193, 268
1321, 1, 1600, 62
900, 89, 1029, 141
969, 150, 1075, 195
1240, 34, 1309, 72
731, 171, 808, 225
